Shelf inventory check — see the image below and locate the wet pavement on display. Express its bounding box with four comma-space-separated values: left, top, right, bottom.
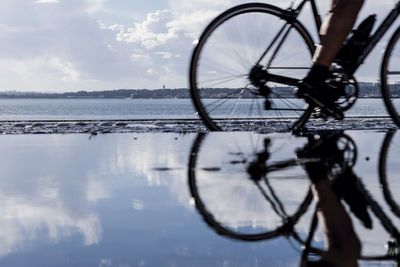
0, 117, 396, 134
0, 130, 399, 266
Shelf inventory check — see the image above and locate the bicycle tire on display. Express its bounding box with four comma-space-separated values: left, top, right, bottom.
189, 3, 315, 131
379, 131, 400, 218
188, 133, 313, 241
381, 26, 400, 128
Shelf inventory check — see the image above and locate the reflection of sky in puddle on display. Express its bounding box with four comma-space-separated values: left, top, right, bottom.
0, 131, 398, 266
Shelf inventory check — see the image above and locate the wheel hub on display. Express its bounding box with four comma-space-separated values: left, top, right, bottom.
248, 65, 272, 110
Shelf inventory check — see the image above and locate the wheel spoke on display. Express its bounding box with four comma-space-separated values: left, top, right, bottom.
200, 74, 247, 84
225, 88, 245, 119
203, 89, 246, 114
203, 88, 246, 105
202, 75, 247, 88
200, 60, 246, 77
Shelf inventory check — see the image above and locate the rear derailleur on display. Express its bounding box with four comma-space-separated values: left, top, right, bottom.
248, 65, 272, 110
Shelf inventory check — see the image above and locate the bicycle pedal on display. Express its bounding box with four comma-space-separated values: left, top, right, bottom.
313, 108, 329, 120
291, 126, 309, 136
313, 106, 344, 121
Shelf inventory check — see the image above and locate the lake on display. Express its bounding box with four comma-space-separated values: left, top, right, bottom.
0, 98, 393, 121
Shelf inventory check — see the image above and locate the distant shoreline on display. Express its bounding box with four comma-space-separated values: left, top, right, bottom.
0, 83, 393, 99
0, 96, 387, 99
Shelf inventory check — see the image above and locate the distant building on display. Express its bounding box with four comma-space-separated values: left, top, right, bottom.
163, 85, 166, 90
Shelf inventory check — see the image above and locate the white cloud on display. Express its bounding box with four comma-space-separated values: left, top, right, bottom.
114, 10, 178, 49
34, 0, 59, 3
131, 52, 150, 61
0, 0, 135, 91
87, 179, 111, 203
0, 0, 310, 91
48, 57, 81, 82
156, 51, 173, 59
85, 0, 108, 14
132, 199, 145, 211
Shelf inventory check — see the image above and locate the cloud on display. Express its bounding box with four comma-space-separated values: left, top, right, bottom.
0, 0, 397, 92
113, 10, 178, 49
85, 0, 109, 14
0, 0, 135, 91
0, 0, 240, 91
0, 135, 117, 257
34, 0, 60, 3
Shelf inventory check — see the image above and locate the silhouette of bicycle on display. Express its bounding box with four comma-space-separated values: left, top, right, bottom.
188, 131, 400, 262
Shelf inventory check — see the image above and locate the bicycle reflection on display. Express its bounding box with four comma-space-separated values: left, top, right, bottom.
188, 131, 400, 266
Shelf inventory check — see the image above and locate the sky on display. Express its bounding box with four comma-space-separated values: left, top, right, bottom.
0, 0, 396, 92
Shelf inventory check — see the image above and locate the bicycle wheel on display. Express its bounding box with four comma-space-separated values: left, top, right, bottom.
189, 3, 315, 131
379, 131, 400, 218
381, 26, 400, 127
188, 132, 313, 241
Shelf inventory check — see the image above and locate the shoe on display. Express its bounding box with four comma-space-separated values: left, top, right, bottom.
296, 134, 335, 183
303, 161, 329, 184
296, 132, 342, 163
297, 81, 344, 120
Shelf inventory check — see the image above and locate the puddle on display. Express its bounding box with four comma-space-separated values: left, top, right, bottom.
0, 131, 398, 266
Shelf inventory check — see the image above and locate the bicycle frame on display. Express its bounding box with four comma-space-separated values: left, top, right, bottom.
260, 0, 400, 88
291, 0, 400, 74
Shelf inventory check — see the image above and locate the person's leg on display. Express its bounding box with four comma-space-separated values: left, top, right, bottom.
311, 178, 362, 267
298, 0, 365, 119
312, 0, 365, 68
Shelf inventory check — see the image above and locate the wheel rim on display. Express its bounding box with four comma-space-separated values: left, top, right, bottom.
188, 132, 313, 241
190, 4, 314, 131
382, 27, 400, 127
379, 131, 400, 218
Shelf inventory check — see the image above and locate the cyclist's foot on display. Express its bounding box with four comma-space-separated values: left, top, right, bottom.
296, 81, 344, 120
296, 134, 333, 183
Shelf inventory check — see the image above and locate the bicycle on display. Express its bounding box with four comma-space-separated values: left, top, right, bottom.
188, 131, 357, 240
189, 0, 400, 131
187, 131, 400, 263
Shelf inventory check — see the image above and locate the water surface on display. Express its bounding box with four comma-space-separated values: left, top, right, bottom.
0, 131, 398, 266
0, 98, 392, 121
